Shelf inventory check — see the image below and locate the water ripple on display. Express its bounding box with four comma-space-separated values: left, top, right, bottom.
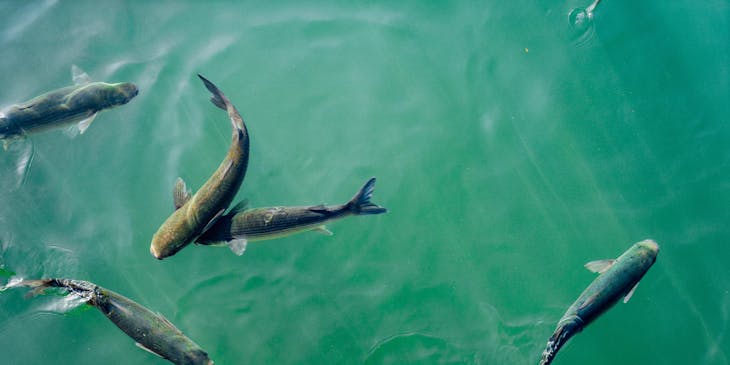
365, 332, 474, 364
568, 0, 602, 47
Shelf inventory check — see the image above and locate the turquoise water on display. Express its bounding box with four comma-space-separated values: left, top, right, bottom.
1, 1, 728, 364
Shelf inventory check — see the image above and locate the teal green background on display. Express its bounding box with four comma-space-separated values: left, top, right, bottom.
1, 1, 728, 364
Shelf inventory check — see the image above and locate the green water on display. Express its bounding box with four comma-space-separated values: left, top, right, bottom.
1, 1, 728, 364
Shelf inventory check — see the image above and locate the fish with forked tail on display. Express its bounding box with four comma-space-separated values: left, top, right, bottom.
196, 177, 387, 255
4, 278, 213, 365
539, 239, 659, 365
0, 65, 137, 147
150, 74, 250, 259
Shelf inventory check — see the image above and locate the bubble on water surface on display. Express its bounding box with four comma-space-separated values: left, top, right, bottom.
568, 0, 601, 47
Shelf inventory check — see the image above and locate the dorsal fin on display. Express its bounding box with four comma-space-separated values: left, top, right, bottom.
173, 177, 192, 210
71, 65, 92, 85
155, 312, 181, 332
308, 204, 329, 213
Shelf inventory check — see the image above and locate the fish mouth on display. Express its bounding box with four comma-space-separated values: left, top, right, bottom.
637, 239, 659, 253
149, 244, 163, 260
119, 83, 139, 103
126, 84, 139, 101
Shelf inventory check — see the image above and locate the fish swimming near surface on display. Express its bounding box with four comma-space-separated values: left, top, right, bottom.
0, 65, 138, 148
196, 177, 387, 255
3, 278, 213, 365
150, 74, 250, 259
539, 239, 659, 365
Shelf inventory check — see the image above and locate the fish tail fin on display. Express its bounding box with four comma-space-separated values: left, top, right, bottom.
346, 177, 387, 215
197, 74, 246, 133
539, 319, 582, 365
2, 278, 58, 298
2, 278, 95, 300
198, 74, 228, 111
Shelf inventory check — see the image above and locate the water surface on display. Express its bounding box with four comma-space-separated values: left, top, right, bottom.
1, 1, 728, 364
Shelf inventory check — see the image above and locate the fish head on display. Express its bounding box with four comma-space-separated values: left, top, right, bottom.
149, 215, 195, 260
100, 82, 139, 108
622, 239, 659, 269
150, 232, 187, 260
637, 239, 659, 254
636, 239, 659, 260
179, 349, 213, 365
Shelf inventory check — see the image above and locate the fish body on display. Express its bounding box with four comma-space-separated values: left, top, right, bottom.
539, 239, 659, 365
150, 75, 249, 259
0, 75, 137, 140
9, 278, 213, 365
196, 177, 387, 255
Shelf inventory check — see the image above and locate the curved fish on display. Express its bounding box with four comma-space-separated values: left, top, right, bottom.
6, 278, 213, 365
196, 177, 387, 255
0, 66, 138, 144
150, 74, 249, 259
539, 239, 659, 365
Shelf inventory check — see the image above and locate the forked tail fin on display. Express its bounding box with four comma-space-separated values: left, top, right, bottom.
1, 278, 95, 300
198, 74, 228, 111
347, 177, 387, 215
2, 278, 58, 298
539, 319, 582, 365
197, 74, 246, 132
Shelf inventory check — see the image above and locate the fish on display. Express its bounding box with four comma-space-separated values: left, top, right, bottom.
539, 239, 659, 365
0, 65, 138, 147
150, 74, 250, 259
4, 278, 213, 365
196, 177, 387, 255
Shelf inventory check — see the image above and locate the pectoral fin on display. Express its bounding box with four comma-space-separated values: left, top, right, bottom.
173, 177, 192, 210
584, 259, 615, 274
135, 342, 163, 359
71, 65, 92, 85
77, 113, 98, 134
64, 124, 80, 138
228, 238, 248, 256
623, 283, 639, 303
313, 226, 333, 236
201, 209, 225, 234
578, 292, 600, 312
5, 138, 34, 191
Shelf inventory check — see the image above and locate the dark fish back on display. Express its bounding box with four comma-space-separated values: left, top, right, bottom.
230, 206, 341, 237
